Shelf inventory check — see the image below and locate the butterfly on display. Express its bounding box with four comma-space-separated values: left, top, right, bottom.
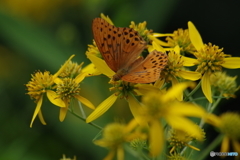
92, 18, 168, 83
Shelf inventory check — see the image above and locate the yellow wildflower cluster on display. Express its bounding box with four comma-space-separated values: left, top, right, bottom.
26, 14, 240, 160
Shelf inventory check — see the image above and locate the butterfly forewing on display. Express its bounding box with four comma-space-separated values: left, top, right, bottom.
92, 18, 116, 71
92, 18, 146, 72
121, 50, 168, 83
118, 27, 146, 69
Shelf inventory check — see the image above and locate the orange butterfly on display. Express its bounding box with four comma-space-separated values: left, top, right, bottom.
92, 18, 167, 83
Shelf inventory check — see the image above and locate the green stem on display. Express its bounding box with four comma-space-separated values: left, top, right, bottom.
197, 134, 224, 160
184, 80, 201, 102
191, 96, 225, 102
68, 109, 102, 130
209, 92, 223, 113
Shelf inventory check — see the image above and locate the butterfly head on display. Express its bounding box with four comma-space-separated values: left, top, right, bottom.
112, 69, 129, 81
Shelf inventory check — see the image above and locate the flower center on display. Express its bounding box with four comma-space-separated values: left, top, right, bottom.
110, 81, 137, 99
26, 71, 54, 101
162, 51, 184, 82
219, 112, 240, 140
195, 43, 229, 74
56, 78, 80, 100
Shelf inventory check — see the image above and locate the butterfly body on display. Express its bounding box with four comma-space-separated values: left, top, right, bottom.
92, 18, 168, 83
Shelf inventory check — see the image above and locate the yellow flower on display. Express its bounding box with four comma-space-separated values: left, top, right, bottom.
94, 120, 145, 160
54, 75, 95, 122
166, 28, 196, 55
139, 82, 206, 156
168, 127, 205, 154
188, 21, 240, 103
206, 113, 240, 157
26, 55, 75, 127
210, 72, 239, 98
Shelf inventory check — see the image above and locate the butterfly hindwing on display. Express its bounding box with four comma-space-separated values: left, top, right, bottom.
121, 50, 168, 83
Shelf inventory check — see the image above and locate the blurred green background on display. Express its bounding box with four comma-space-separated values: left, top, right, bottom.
1, 0, 240, 159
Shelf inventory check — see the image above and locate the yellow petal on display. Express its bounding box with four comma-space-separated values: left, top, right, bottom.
127, 95, 145, 125
147, 45, 154, 53
94, 139, 110, 147
221, 136, 229, 153
86, 94, 117, 123
222, 57, 240, 69
87, 54, 115, 77
166, 116, 203, 140
169, 103, 206, 117
81, 63, 101, 76
148, 35, 170, 47
124, 119, 139, 134
154, 78, 165, 89
134, 84, 160, 95
164, 82, 195, 102
232, 140, 240, 153
205, 113, 221, 127
38, 109, 47, 126
30, 95, 43, 128
173, 45, 180, 54
74, 95, 95, 109
103, 150, 115, 160
100, 13, 114, 25
171, 77, 182, 101
182, 56, 198, 66
54, 77, 63, 84
178, 70, 201, 80
75, 72, 88, 84
152, 33, 174, 37
46, 90, 65, 107
149, 120, 164, 156
59, 105, 68, 122
152, 41, 165, 52
117, 146, 124, 160
53, 55, 75, 79
201, 73, 212, 103
188, 21, 204, 51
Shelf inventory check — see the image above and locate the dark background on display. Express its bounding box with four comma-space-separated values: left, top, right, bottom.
0, 0, 239, 159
